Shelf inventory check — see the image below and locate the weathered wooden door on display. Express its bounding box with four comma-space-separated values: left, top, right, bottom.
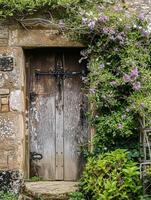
27, 48, 87, 181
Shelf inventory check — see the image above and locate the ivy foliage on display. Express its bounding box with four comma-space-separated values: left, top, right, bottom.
0, 0, 74, 19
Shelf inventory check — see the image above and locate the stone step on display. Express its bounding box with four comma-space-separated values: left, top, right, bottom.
20, 181, 79, 200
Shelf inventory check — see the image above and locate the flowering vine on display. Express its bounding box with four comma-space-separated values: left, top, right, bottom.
63, 1, 151, 157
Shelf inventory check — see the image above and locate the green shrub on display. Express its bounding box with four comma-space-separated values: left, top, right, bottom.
69, 192, 85, 200
0, 191, 18, 200
30, 176, 43, 181
80, 149, 142, 200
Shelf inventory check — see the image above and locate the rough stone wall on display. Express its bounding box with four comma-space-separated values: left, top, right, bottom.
0, 25, 25, 192
0, 171, 22, 193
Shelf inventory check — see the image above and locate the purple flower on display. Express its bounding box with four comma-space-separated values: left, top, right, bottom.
123, 74, 131, 83
130, 67, 139, 79
102, 27, 109, 34
138, 13, 145, 21
114, 6, 123, 12
82, 17, 88, 25
116, 35, 123, 41
140, 102, 145, 108
110, 81, 117, 86
141, 29, 149, 37
132, 81, 141, 91
99, 15, 109, 23
120, 32, 125, 37
88, 20, 96, 30
100, 63, 105, 69
102, 27, 115, 35
116, 32, 125, 43
108, 28, 115, 35
118, 123, 123, 129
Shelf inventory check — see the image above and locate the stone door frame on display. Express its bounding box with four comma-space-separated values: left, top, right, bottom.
9, 28, 86, 179
0, 26, 94, 179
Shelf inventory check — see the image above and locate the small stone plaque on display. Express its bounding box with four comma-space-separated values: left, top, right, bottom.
0, 57, 13, 71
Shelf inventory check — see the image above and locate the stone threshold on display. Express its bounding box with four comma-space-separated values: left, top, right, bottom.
20, 181, 79, 200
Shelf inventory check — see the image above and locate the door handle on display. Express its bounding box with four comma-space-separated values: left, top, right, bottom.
30, 152, 43, 161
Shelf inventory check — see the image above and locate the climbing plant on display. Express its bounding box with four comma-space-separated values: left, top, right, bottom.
1, 0, 151, 198
73, 2, 151, 156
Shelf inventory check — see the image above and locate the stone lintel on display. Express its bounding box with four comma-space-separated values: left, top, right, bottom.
9, 29, 84, 47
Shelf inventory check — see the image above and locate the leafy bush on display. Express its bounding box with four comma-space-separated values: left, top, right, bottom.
69, 192, 85, 200
80, 149, 142, 200
0, 191, 18, 200
30, 176, 43, 181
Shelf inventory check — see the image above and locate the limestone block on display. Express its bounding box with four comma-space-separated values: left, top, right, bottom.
0, 39, 8, 47
0, 150, 17, 170
1, 97, 9, 105
0, 26, 9, 46
0, 113, 24, 171
0, 139, 15, 151
0, 47, 24, 89
1, 104, 9, 112
0, 26, 9, 38
0, 72, 5, 87
0, 88, 9, 95
0, 153, 8, 169
0, 96, 9, 112
9, 90, 24, 112
0, 114, 15, 139
9, 29, 84, 47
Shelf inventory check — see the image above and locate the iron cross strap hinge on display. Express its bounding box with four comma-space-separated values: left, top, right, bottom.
35, 69, 86, 79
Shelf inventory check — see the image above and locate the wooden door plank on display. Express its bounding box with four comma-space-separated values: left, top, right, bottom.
55, 79, 64, 180
63, 49, 87, 180
29, 49, 56, 180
